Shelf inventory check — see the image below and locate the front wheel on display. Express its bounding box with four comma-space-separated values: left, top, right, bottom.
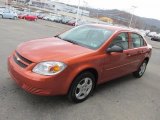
34, 18, 37, 21
0, 15, 3, 19
13, 16, 17, 20
133, 60, 147, 78
68, 72, 96, 103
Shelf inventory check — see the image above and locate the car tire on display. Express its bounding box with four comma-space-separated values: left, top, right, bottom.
0, 15, 3, 19
13, 16, 17, 20
133, 60, 147, 78
68, 72, 96, 103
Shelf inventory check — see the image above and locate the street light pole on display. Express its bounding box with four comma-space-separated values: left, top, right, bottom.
5, 0, 8, 5
129, 6, 137, 28
96, 9, 99, 24
75, 0, 80, 26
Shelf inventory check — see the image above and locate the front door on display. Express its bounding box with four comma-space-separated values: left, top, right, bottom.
3, 10, 10, 18
101, 32, 133, 82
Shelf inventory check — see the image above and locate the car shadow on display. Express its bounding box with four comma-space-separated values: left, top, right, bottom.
94, 74, 135, 95
14, 75, 135, 106
7, 74, 136, 109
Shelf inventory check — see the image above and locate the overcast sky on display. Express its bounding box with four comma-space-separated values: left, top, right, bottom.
57, 0, 160, 20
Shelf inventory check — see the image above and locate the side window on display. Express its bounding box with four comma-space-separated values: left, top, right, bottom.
140, 36, 146, 46
4, 10, 10, 13
109, 33, 129, 50
131, 33, 145, 48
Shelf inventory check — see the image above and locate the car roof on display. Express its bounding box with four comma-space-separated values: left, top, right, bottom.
86, 24, 136, 33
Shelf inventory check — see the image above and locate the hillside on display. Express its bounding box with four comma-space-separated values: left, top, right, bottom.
1, 0, 160, 32
87, 8, 160, 32
142, 18, 160, 32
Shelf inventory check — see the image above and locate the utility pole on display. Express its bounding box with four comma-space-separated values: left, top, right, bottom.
75, 0, 80, 26
5, 0, 8, 5
96, 10, 99, 23
129, 6, 137, 28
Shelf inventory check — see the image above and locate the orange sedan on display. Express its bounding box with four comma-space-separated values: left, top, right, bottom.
8, 24, 152, 103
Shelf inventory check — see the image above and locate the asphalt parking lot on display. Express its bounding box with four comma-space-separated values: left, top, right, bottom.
0, 19, 160, 120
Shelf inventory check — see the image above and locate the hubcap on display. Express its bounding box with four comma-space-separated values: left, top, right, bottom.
139, 62, 146, 76
75, 77, 93, 100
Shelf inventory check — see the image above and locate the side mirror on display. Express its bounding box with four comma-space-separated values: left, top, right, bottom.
107, 45, 123, 53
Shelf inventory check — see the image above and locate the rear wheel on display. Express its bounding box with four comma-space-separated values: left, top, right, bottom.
68, 72, 96, 103
133, 60, 147, 78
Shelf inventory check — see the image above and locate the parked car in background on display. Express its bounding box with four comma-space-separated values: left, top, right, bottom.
67, 19, 77, 26
138, 30, 147, 37
37, 13, 45, 19
8, 24, 152, 103
67, 19, 86, 26
54, 16, 63, 23
0, 9, 18, 19
61, 17, 72, 24
18, 14, 27, 19
0, 7, 6, 12
151, 34, 160, 41
42, 15, 55, 21
49, 16, 56, 22
23, 14, 38, 21
42, 15, 51, 21
147, 32, 157, 37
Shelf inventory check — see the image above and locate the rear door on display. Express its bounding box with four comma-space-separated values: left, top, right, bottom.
128, 33, 148, 70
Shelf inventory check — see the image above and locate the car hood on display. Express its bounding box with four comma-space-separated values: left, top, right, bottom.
16, 37, 94, 63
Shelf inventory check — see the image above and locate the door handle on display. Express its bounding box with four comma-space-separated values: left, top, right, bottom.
138, 51, 143, 54
126, 53, 131, 56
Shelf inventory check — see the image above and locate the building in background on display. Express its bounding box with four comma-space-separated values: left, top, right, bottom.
10, 0, 90, 16
6, 0, 13, 5
99, 16, 113, 24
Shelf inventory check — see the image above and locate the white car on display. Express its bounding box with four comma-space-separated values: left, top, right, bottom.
151, 34, 160, 41
49, 16, 56, 21
43, 15, 50, 21
0, 9, 18, 19
43, 15, 56, 22
147, 32, 157, 37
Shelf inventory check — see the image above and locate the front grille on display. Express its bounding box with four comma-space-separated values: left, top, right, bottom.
13, 51, 33, 68
16, 51, 32, 64
13, 55, 28, 68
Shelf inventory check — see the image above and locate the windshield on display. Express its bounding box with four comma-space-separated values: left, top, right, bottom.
58, 25, 114, 49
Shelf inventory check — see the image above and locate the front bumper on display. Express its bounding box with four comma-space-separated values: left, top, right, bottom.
8, 55, 70, 96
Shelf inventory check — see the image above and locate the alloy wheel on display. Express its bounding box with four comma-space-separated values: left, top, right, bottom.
75, 77, 93, 100
139, 62, 146, 76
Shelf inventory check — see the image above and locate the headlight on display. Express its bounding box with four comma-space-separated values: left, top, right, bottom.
32, 61, 67, 76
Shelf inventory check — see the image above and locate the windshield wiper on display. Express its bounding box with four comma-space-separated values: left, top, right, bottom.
55, 35, 62, 39
64, 39, 79, 45
55, 35, 79, 45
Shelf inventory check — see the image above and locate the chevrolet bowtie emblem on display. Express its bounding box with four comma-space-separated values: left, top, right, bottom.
16, 57, 21, 61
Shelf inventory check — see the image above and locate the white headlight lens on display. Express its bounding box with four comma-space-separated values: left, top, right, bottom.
32, 61, 67, 76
